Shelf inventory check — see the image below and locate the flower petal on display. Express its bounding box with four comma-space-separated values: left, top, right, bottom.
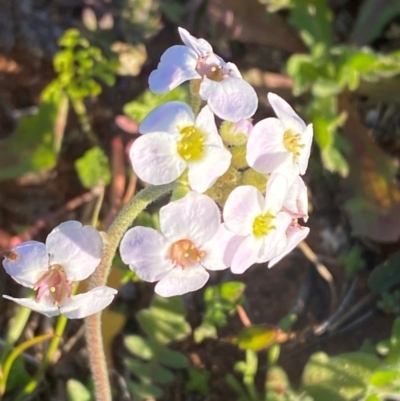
200, 77, 258, 122
298, 123, 313, 175
283, 176, 308, 219
187, 145, 231, 193
130, 132, 186, 185
155, 265, 209, 297
246, 117, 290, 174
195, 105, 222, 146
3, 241, 48, 287
178, 27, 213, 56
223, 186, 264, 236
149, 45, 200, 93
120, 226, 173, 282
46, 223, 103, 281
3, 295, 60, 318
160, 192, 221, 244
60, 286, 117, 319
230, 235, 263, 274
140, 101, 194, 136
264, 172, 289, 214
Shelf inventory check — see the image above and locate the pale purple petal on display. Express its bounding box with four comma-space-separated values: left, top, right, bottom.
46, 224, 103, 281
178, 27, 213, 56
3, 241, 48, 287
298, 123, 313, 175
264, 173, 289, 214
155, 265, 209, 297
200, 77, 258, 122
269, 225, 310, 267
267, 92, 306, 132
225, 62, 242, 78
230, 235, 263, 274
223, 186, 264, 236
3, 295, 60, 318
187, 145, 231, 193
140, 101, 194, 136
284, 176, 308, 219
160, 192, 221, 244
60, 286, 117, 319
120, 226, 173, 282
212, 225, 246, 268
246, 117, 290, 174
200, 226, 232, 271
149, 45, 200, 93
130, 132, 186, 185
195, 105, 222, 147
50, 221, 82, 233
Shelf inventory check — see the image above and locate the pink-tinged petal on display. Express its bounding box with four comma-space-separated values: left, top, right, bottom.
231, 235, 263, 274
140, 101, 194, 136
178, 27, 213, 56
155, 265, 209, 297
149, 45, 200, 93
46, 224, 103, 281
214, 225, 246, 268
120, 227, 173, 282
298, 123, 313, 175
233, 119, 253, 137
187, 145, 231, 193
267, 92, 306, 132
130, 132, 186, 185
195, 105, 222, 147
160, 192, 221, 244
3, 295, 60, 318
225, 62, 242, 78
264, 173, 289, 214
60, 286, 117, 319
269, 225, 310, 267
3, 241, 48, 287
284, 176, 308, 219
223, 186, 264, 236
200, 77, 258, 122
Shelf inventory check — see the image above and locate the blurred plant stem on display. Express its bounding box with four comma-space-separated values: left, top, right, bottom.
85, 182, 176, 401
72, 99, 99, 145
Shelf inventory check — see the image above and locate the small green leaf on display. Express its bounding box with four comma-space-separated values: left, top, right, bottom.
66, 379, 92, 401
237, 325, 280, 351
369, 252, 400, 294
369, 370, 398, 387
220, 281, 246, 302
128, 382, 163, 399
124, 335, 154, 360
75, 146, 111, 189
158, 347, 189, 368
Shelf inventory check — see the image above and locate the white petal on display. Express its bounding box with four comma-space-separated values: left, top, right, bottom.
225, 62, 242, 78
267, 92, 306, 132
264, 173, 289, 214
246, 117, 290, 174
284, 176, 308, 219
155, 265, 209, 297
149, 45, 200, 93
3, 241, 48, 287
120, 226, 173, 282
223, 186, 264, 236
298, 123, 313, 175
200, 77, 258, 122
269, 225, 310, 267
50, 220, 82, 233
140, 101, 194, 136
160, 192, 221, 244
195, 105, 222, 146
230, 235, 263, 274
46, 224, 103, 281
3, 295, 60, 318
178, 27, 213, 56
187, 145, 231, 193
130, 132, 186, 185
60, 286, 117, 319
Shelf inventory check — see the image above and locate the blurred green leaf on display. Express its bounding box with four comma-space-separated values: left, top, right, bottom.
369, 370, 399, 387
124, 335, 154, 360
237, 325, 280, 351
66, 379, 92, 401
158, 347, 189, 368
185, 367, 210, 396
128, 381, 163, 399
75, 146, 111, 189
368, 252, 400, 294
127, 358, 175, 384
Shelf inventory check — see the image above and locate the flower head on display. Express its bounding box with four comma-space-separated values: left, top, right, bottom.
120, 192, 228, 297
2, 221, 117, 319
247, 93, 313, 175
149, 27, 258, 122
130, 101, 231, 193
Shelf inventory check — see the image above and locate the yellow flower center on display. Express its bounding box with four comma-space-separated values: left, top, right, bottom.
168, 239, 205, 268
177, 126, 205, 162
252, 211, 276, 237
283, 129, 305, 160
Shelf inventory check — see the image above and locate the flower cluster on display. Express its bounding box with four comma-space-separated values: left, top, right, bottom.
122, 28, 312, 296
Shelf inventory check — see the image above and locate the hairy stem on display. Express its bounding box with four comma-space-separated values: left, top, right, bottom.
85, 182, 176, 401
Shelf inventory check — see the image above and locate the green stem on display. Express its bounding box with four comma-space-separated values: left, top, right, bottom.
85, 182, 176, 401
72, 99, 98, 145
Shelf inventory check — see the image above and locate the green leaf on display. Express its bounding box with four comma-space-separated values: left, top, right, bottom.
236, 325, 280, 351
368, 252, 400, 294
127, 358, 175, 384
75, 146, 111, 189
185, 367, 210, 396
369, 370, 399, 387
137, 296, 191, 344
124, 335, 154, 360
66, 379, 92, 401
219, 281, 246, 302
158, 347, 189, 369
321, 146, 349, 177
128, 381, 163, 399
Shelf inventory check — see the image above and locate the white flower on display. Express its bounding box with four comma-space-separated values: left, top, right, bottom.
2, 221, 117, 319
247, 92, 313, 175
130, 101, 231, 193
223, 174, 293, 274
120, 192, 228, 297
148, 27, 258, 122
